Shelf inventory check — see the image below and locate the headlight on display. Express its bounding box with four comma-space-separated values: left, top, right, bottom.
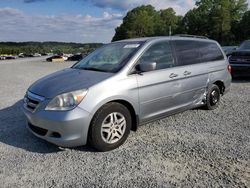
45, 89, 88, 111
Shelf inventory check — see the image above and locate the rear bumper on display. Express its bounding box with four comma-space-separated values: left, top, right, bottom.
22, 105, 92, 147
230, 64, 250, 77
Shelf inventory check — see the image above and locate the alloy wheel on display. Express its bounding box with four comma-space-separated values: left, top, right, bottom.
101, 112, 126, 144
210, 90, 219, 106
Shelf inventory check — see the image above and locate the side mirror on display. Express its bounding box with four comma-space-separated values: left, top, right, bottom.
136, 62, 156, 72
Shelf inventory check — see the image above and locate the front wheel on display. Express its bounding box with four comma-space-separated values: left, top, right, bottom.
204, 84, 221, 110
88, 102, 132, 152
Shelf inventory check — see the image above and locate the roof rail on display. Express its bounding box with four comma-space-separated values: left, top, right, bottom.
174, 34, 209, 39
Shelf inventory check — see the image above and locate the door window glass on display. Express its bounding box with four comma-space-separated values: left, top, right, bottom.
138, 41, 175, 71
173, 40, 201, 66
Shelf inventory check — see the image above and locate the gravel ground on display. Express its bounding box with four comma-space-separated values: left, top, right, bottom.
0, 57, 249, 187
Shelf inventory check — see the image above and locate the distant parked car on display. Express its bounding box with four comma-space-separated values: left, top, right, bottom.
46, 55, 64, 62
33, 53, 42, 57
0, 56, 6, 60
228, 40, 250, 77
62, 56, 68, 61
67, 54, 85, 61
18, 53, 30, 58
5, 56, 17, 60
25, 54, 35, 57
18, 53, 26, 58
53, 53, 68, 60
222, 46, 238, 55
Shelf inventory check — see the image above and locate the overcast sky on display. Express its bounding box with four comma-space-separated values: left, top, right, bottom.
0, 0, 249, 43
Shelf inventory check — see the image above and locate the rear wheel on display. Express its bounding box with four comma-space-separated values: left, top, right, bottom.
88, 102, 131, 152
204, 84, 221, 110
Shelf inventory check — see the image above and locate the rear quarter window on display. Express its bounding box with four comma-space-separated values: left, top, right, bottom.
199, 42, 224, 62
173, 40, 224, 66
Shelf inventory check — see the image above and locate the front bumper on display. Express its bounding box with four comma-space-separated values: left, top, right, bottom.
22, 105, 92, 147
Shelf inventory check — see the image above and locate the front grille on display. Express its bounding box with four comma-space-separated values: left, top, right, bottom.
28, 123, 48, 136
229, 56, 250, 64
24, 91, 45, 112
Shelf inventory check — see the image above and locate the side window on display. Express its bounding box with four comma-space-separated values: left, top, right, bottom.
199, 42, 224, 62
138, 41, 175, 71
173, 40, 201, 66
174, 40, 225, 66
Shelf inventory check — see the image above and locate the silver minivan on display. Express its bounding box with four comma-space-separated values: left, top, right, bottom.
22, 36, 231, 151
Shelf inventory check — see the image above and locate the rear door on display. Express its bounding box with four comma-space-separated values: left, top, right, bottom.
171, 40, 210, 106
134, 40, 182, 121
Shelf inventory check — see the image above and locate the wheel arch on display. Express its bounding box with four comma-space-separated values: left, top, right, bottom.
213, 80, 225, 94
110, 100, 138, 131
89, 98, 139, 132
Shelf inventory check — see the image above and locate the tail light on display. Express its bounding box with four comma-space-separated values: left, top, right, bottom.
227, 65, 232, 74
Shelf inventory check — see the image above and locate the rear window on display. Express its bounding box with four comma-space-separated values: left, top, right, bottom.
239, 40, 250, 50
173, 40, 224, 66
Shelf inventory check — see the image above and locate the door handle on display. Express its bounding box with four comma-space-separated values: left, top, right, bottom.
184, 71, 191, 76
169, 73, 178, 78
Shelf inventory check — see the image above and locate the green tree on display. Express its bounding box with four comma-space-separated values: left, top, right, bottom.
236, 10, 250, 41
112, 5, 181, 41
112, 5, 160, 41
177, 8, 209, 36
209, 0, 232, 43
156, 8, 181, 36
178, 0, 248, 44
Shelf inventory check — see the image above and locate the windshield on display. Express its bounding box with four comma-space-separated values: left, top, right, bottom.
239, 41, 250, 50
72, 42, 143, 73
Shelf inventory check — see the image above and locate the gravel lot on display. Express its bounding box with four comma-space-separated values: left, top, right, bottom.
0, 57, 249, 187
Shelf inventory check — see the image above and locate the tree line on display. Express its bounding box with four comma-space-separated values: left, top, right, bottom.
0, 42, 102, 55
112, 0, 250, 45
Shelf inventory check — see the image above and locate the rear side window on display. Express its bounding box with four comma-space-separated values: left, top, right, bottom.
173, 40, 224, 66
173, 40, 201, 66
199, 42, 224, 62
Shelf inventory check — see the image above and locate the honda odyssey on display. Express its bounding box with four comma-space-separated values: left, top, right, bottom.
22, 36, 231, 151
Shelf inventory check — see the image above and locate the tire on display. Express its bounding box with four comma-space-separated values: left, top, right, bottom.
88, 102, 132, 152
204, 84, 221, 110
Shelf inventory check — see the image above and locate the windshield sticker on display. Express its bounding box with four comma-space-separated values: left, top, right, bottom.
124, 44, 140, 48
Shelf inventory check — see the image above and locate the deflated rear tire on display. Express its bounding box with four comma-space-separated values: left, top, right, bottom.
204, 84, 221, 110
88, 102, 131, 152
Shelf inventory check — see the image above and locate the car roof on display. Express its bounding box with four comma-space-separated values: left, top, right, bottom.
114, 36, 215, 44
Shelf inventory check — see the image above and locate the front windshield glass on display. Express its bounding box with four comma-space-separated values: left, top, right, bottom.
239, 41, 250, 50
72, 42, 143, 73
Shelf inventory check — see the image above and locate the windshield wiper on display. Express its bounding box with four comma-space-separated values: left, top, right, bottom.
79, 67, 108, 72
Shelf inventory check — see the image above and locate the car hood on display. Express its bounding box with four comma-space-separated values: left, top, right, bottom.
230, 50, 250, 57
28, 68, 114, 98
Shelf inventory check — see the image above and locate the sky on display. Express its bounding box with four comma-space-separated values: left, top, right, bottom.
0, 0, 249, 43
